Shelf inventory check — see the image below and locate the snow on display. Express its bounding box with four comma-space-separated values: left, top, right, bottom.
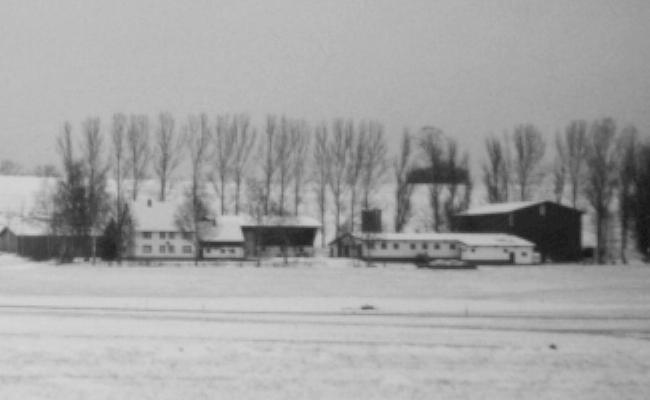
0, 254, 649, 399
347, 232, 534, 247
456, 201, 541, 216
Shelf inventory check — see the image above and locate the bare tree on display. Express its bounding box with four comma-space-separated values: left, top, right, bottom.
483, 135, 510, 203
394, 129, 414, 232
231, 114, 256, 215
33, 164, 59, 177
290, 120, 311, 215
126, 115, 150, 201
360, 121, 388, 209
111, 113, 129, 262
275, 116, 294, 215
419, 126, 446, 231
153, 112, 182, 202
512, 124, 546, 201
553, 131, 567, 204
177, 114, 212, 265
211, 115, 236, 215
328, 118, 353, 237
313, 123, 329, 247
346, 121, 365, 231
564, 120, 588, 208
443, 139, 471, 230
584, 118, 618, 264
617, 125, 639, 264
261, 115, 278, 215
81, 117, 109, 264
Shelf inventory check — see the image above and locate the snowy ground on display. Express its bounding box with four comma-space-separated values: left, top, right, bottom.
0, 254, 649, 399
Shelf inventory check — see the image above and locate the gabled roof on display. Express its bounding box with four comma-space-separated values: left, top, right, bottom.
131, 199, 180, 232
0, 217, 51, 236
199, 215, 245, 243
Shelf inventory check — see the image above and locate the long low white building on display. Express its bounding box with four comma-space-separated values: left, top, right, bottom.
328, 232, 536, 265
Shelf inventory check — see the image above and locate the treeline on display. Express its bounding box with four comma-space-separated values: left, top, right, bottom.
481, 118, 650, 264
40, 113, 650, 264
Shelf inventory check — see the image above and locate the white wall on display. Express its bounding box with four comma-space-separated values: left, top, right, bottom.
132, 231, 195, 259
203, 245, 244, 259
460, 246, 535, 264
361, 240, 461, 260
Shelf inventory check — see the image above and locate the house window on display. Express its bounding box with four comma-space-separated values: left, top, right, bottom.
508, 214, 514, 227
410, 243, 416, 250
168, 245, 175, 254
159, 245, 166, 254
450, 243, 456, 250
367, 242, 375, 250
160, 232, 166, 239
142, 245, 152, 254
221, 248, 226, 254
422, 243, 428, 250
230, 248, 236, 254
434, 243, 440, 250
381, 242, 387, 249
142, 232, 152, 239
393, 243, 399, 250
539, 204, 546, 216
182, 245, 192, 254
522, 251, 528, 257
168, 232, 175, 239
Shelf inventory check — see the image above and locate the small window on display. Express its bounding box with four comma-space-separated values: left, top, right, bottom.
521, 251, 528, 257
434, 243, 440, 250
539, 204, 546, 216
142, 232, 152, 239
182, 245, 192, 254
393, 243, 399, 250
229, 248, 236, 254
509, 214, 514, 227
142, 245, 152, 254
367, 242, 375, 250
410, 243, 416, 250
381, 242, 387, 249
450, 243, 456, 250
471, 248, 475, 253
422, 243, 428, 250
168, 232, 175, 239
159, 245, 166, 254
160, 232, 166, 239
168, 245, 175, 254
221, 248, 226, 254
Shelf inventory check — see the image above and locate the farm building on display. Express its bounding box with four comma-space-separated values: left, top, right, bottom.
241, 216, 320, 258
328, 232, 536, 265
452, 201, 583, 262
130, 199, 320, 260
0, 217, 89, 260
199, 216, 245, 260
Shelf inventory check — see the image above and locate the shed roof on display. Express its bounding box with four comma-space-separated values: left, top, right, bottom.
337, 231, 534, 247
240, 215, 321, 228
455, 201, 539, 216
199, 215, 245, 243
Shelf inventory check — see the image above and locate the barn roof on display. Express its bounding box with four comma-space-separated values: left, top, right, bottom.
240, 215, 321, 228
339, 231, 534, 247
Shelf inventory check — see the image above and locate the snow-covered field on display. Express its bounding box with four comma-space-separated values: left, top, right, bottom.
0, 254, 649, 399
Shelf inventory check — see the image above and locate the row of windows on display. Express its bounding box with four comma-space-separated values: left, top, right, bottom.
142, 245, 193, 254
141, 231, 193, 240
205, 247, 238, 255
366, 242, 456, 251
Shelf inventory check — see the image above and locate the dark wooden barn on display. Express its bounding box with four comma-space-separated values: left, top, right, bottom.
451, 201, 583, 262
240, 216, 320, 258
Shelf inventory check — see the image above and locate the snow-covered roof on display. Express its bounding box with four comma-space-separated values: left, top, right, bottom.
241, 215, 321, 228
1, 217, 51, 236
456, 201, 540, 216
345, 231, 534, 247
199, 215, 245, 243
131, 199, 181, 232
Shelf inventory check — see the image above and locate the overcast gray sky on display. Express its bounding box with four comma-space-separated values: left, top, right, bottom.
1, 0, 649, 169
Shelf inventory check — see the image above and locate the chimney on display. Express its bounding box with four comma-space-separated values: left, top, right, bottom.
361, 209, 382, 233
